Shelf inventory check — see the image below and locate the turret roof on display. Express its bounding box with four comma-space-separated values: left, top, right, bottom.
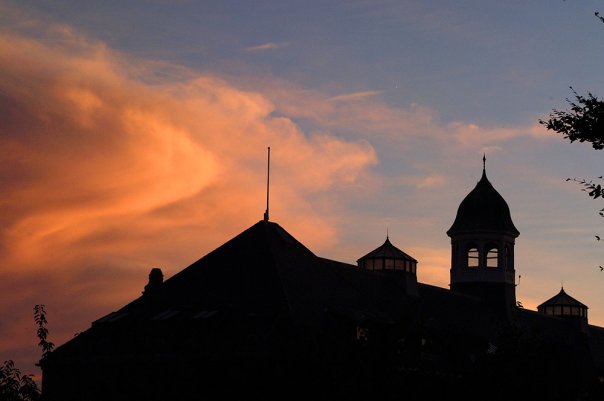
537, 287, 588, 310
357, 237, 417, 263
447, 169, 519, 237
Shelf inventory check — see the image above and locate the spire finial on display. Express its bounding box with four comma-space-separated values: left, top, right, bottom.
483, 153, 486, 172
386, 227, 389, 240
263, 146, 270, 221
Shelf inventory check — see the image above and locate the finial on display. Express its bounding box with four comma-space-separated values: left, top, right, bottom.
386, 226, 389, 240
483, 153, 486, 172
263, 146, 271, 221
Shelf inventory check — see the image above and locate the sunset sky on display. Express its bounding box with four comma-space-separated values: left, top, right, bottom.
2, 0, 604, 380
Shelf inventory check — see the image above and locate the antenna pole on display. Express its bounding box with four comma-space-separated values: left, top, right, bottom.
264, 146, 270, 221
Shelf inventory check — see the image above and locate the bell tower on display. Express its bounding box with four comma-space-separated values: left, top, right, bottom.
447, 157, 519, 314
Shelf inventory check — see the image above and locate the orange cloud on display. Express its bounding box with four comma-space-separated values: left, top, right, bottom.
0, 28, 376, 372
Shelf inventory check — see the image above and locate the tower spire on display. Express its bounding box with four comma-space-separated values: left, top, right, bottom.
263, 146, 270, 221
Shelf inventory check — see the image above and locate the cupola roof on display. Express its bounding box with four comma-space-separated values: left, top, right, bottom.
447, 166, 519, 237
357, 237, 417, 263
537, 287, 588, 310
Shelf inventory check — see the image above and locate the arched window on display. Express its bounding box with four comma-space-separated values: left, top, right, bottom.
467, 246, 479, 268
486, 246, 498, 268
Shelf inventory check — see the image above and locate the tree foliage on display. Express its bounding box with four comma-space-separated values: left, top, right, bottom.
0, 305, 54, 400
566, 177, 604, 204
0, 361, 40, 401
539, 88, 604, 150
34, 304, 54, 360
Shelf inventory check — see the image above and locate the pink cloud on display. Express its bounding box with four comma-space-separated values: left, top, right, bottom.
327, 90, 385, 102
0, 28, 376, 373
244, 42, 289, 52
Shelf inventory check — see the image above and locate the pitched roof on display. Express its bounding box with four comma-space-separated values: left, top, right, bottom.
357, 237, 417, 263
78, 220, 417, 335
537, 287, 588, 310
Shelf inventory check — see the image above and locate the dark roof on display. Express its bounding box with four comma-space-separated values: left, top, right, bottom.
417, 283, 499, 340
588, 325, 604, 371
514, 308, 581, 344
52, 220, 418, 352
537, 287, 588, 310
447, 169, 519, 237
357, 237, 417, 263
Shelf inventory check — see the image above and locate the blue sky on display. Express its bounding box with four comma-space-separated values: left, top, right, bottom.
1, 0, 604, 378
15, 0, 604, 122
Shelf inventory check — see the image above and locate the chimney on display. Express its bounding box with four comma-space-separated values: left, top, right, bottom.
143, 268, 163, 295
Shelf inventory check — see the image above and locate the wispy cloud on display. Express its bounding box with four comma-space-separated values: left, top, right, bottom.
480, 145, 503, 155
327, 90, 384, 102
244, 42, 289, 52
0, 27, 375, 372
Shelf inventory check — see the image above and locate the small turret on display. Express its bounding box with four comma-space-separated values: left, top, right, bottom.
538, 287, 589, 334
357, 236, 418, 295
537, 287, 588, 320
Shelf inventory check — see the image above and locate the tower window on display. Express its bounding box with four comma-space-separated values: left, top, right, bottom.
486, 246, 498, 268
467, 247, 479, 268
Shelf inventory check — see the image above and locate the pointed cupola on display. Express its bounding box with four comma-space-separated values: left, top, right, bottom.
357, 236, 418, 295
537, 287, 588, 320
447, 157, 519, 313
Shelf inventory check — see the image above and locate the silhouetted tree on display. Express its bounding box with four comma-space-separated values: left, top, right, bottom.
539, 10, 604, 152
540, 88, 604, 150
0, 361, 39, 401
539, 11, 604, 154
34, 305, 54, 360
0, 305, 54, 400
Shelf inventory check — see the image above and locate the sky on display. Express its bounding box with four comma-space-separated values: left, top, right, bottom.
1, 0, 604, 381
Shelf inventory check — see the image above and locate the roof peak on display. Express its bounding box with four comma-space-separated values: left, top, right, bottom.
358, 236, 417, 263
537, 286, 588, 309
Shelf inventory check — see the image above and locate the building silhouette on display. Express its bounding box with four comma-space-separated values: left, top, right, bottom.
41, 165, 604, 401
